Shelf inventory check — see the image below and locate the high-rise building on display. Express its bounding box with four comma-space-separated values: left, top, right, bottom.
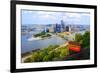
69, 25, 72, 32
54, 23, 61, 33
66, 26, 69, 31
61, 20, 65, 29
53, 20, 66, 33
61, 20, 65, 32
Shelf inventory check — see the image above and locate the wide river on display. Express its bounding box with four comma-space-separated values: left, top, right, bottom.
21, 31, 66, 53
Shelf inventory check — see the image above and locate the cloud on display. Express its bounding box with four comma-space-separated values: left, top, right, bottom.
62, 12, 90, 24
23, 10, 33, 14
81, 13, 90, 16
22, 10, 90, 24
36, 11, 55, 15
34, 11, 58, 23
65, 13, 81, 18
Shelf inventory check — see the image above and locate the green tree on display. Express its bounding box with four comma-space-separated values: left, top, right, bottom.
54, 51, 60, 58
59, 47, 69, 59
52, 57, 62, 61
31, 52, 40, 62
39, 51, 46, 61
24, 57, 32, 63
43, 55, 50, 61
75, 33, 83, 44
82, 31, 90, 48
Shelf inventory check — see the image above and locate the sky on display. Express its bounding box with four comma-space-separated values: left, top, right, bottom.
21, 10, 90, 25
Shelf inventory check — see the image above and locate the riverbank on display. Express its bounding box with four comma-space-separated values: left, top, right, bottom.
21, 49, 40, 62
27, 32, 52, 41
21, 42, 69, 63
28, 37, 42, 41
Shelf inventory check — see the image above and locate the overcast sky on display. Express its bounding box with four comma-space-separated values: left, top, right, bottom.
21, 10, 90, 25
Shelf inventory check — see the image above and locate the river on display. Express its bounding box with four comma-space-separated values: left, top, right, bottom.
21, 31, 66, 53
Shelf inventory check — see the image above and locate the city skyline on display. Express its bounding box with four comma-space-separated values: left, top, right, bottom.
22, 10, 90, 25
